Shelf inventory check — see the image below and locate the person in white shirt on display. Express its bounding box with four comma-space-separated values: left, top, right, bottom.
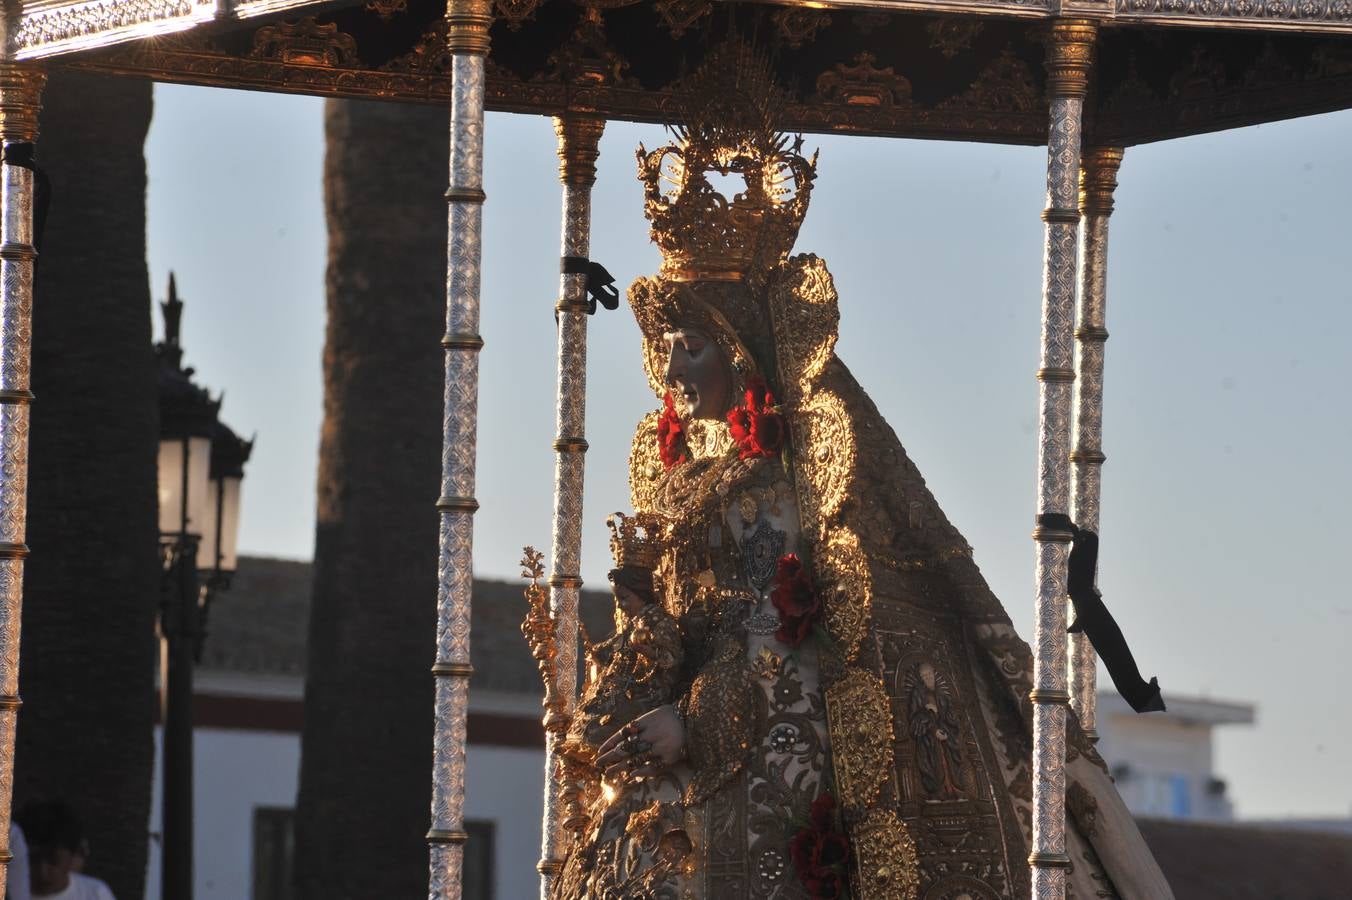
12, 803, 115, 900
8, 822, 31, 900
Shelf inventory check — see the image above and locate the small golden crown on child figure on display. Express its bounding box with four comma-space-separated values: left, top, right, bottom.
637, 40, 817, 284
607, 512, 665, 572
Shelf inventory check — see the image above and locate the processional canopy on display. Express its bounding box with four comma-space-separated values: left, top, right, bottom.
10, 0, 1347, 150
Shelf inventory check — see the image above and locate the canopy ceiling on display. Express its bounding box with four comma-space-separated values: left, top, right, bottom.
46, 0, 1352, 145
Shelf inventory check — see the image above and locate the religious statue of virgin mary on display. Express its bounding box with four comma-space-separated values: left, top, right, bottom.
552, 43, 1173, 900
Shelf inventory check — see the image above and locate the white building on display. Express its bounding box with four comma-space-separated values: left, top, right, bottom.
143, 556, 602, 900
1094, 690, 1255, 821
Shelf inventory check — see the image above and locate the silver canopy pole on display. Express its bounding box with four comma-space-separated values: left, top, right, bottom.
1069, 146, 1124, 744
537, 111, 605, 899
428, 2, 489, 897
1029, 19, 1095, 900
0, 61, 44, 900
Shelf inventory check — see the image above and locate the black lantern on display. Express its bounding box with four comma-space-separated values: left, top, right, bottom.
200, 420, 253, 579
156, 278, 218, 548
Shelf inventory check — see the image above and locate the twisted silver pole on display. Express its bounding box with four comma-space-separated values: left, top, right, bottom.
1069, 147, 1123, 744
1030, 20, 1094, 900
428, 2, 489, 897
539, 112, 604, 899
0, 61, 44, 900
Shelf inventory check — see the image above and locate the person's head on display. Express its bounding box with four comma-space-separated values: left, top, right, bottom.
15, 800, 86, 893
663, 326, 732, 420
608, 565, 656, 616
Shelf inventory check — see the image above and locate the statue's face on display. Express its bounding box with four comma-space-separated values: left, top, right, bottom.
663, 327, 731, 420
613, 583, 646, 617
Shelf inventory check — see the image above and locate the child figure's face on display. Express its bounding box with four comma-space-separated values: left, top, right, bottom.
613, 584, 647, 618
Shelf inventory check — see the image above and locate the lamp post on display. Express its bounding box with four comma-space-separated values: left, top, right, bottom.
154, 273, 251, 900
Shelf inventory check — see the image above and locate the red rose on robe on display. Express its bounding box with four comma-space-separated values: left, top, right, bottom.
727, 375, 786, 460
770, 554, 822, 648
657, 391, 689, 470
789, 793, 850, 899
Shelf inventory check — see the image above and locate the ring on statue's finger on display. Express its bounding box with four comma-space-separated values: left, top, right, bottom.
622, 736, 642, 755
622, 722, 641, 738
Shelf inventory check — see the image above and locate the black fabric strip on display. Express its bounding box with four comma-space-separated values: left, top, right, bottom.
1038, 512, 1166, 714
585, 261, 618, 312
2, 142, 52, 256
558, 256, 618, 315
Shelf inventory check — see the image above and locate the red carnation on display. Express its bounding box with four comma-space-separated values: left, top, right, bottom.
770, 554, 822, 649
657, 391, 689, 470
727, 375, 786, 460
789, 792, 850, 899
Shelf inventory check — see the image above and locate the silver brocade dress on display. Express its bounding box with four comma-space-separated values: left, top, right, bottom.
554, 426, 828, 900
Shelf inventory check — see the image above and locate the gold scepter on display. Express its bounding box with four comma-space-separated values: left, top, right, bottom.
519, 546, 569, 733
520, 547, 594, 838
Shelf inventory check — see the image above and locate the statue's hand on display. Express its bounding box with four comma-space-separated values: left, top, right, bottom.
596, 705, 686, 779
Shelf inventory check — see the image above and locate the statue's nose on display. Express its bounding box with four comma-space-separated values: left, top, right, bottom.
664, 351, 683, 386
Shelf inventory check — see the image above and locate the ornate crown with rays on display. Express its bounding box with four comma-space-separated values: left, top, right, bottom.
606, 511, 665, 572
637, 40, 818, 285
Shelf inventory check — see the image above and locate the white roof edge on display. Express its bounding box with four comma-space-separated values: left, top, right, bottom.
1096, 690, 1256, 725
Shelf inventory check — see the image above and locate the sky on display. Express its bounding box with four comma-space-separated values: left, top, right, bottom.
145, 82, 1352, 822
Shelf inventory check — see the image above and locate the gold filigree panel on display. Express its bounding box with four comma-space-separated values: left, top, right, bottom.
629, 409, 664, 512
825, 666, 893, 814
792, 389, 855, 534
768, 253, 840, 401
815, 52, 914, 110
852, 808, 921, 900
814, 527, 870, 663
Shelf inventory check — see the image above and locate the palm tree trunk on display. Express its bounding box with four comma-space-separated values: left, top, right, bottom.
14, 70, 159, 900
295, 98, 447, 900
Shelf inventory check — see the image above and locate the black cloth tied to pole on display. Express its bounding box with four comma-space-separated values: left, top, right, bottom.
2, 142, 52, 255
1039, 512, 1166, 714
561, 256, 619, 315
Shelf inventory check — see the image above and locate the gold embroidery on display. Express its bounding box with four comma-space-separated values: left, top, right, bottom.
851, 808, 920, 900
751, 646, 783, 681
815, 527, 871, 664
825, 667, 893, 814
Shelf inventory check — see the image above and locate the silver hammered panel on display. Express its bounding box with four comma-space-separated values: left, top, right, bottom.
1033, 541, 1070, 694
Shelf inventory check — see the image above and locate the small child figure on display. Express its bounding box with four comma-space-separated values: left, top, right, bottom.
565, 513, 683, 763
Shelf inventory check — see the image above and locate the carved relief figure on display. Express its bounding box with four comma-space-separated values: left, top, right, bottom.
904, 661, 967, 800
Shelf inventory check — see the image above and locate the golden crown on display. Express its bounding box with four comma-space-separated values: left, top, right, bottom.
606, 512, 665, 572
637, 41, 817, 285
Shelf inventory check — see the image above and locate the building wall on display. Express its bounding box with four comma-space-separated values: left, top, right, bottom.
1094, 693, 1251, 822
144, 700, 546, 899
145, 729, 302, 900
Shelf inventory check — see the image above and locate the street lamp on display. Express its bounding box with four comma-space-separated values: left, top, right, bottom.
155, 273, 251, 900
195, 420, 253, 660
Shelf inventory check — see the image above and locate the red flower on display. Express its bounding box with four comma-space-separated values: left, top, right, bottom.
657, 391, 688, 470
789, 793, 850, 899
726, 375, 786, 460
770, 555, 822, 648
